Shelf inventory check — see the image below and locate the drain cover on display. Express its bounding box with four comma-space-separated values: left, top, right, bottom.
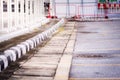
78, 31, 98, 34
74, 54, 109, 59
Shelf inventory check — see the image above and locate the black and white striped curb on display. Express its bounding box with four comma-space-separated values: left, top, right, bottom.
0, 18, 65, 72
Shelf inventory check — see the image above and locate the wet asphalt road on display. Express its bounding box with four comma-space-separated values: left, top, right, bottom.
69, 20, 120, 80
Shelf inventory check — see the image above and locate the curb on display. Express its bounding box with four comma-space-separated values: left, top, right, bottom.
0, 18, 66, 72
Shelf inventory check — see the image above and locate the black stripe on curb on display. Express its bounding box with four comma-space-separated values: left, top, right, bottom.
16, 44, 27, 55
22, 42, 30, 52
0, 55, 8, 72
0, 58, 4, 71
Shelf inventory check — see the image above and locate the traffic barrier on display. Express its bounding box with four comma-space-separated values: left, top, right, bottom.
0, 18, 65, 72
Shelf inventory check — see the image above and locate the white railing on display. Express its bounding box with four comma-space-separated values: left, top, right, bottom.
0, 18, 50, 43
0, 0, 45, 33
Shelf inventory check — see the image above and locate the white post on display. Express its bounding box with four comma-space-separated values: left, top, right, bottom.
36, 0, 38, 21
38, 0, 40, 19
32, 0, 35, 23
42, 0, 45, 17
39, 0, 41, 17
34, 0, 37, 22
0, 0, 3, 31
37, 0, 39, 20
50, 0, 54, 17
39, 0, 42, 17
8, 0, 12, 32
28, 0, 30, 25
24, 0, 26, 26
25, 0, 29, 26
33, 0, 36, 22
30, 0, 32, 23
15, 0, 19, 29
20, 0, 24, 28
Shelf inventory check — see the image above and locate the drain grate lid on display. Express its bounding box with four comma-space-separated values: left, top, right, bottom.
73, 54, 110, 59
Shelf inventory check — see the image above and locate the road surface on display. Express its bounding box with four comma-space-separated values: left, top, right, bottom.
69, 20, 120, 80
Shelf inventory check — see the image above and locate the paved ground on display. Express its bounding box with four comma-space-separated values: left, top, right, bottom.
0, 21, 76, 80
69, 20, 120, 80
1, 20, 120, 80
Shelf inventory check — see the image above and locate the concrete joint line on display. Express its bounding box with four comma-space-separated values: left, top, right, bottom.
54, 55, 72, 80
54, 22, 76, 80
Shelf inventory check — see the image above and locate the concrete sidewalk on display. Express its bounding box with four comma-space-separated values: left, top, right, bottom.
6, 21, 76, 80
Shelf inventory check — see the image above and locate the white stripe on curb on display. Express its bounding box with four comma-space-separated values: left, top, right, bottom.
4, 50, 17, 62
10, 47, 22, 59
26, 40, 34, 49
21, 42, 30, 52
17, 44, 27, 55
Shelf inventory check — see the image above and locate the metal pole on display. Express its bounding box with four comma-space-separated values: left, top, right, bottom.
68, 0, 70, 17
66, 0, 70, 18
105, 0, 108, 18
81, 0, 84, 18
53, 0, 56, 17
